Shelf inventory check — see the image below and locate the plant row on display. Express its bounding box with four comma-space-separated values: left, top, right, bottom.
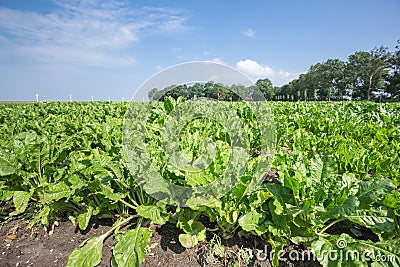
0, 99, 399, 266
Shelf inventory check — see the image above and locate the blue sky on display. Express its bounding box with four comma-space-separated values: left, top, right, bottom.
0, 0, 399, 101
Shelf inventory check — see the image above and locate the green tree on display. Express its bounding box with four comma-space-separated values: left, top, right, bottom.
278, 84, 291, 101
323, 59, 346, 100
386, 40, 400, 100
230, 84, 246, 101
347, 47, 390, 100
204, 81, 218, 99
191, 83, 205, 98
247, 85, 261, 101
148, 88, 159, 100
308, 63, 322, 100
215, 83, 231, 100
255, 78, 274, 100
306, 59, 346, 100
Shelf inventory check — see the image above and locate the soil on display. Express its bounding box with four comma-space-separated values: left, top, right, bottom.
0, 217, 114, 267
0, 217, 321, 267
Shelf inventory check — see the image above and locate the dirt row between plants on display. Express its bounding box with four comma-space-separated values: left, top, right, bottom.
0, 218, 321, 267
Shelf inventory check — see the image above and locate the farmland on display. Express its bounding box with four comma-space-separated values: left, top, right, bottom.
0, 99, 400, 266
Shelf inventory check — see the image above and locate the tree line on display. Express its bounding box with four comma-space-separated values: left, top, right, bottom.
148, 79, 273, 101
149, 40, 400, 101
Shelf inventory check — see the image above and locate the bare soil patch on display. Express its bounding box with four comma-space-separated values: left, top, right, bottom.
1, 218, 321, 267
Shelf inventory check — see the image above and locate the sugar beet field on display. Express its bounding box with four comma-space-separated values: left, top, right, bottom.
0, 99, 399, 267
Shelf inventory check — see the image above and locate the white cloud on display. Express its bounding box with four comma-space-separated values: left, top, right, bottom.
210, 58, 226, 64
0, 1, 191, 67
236, 59, 298, 85
242, 28, 255, 38
236, 59, 274, 76
140, 6, 192, 33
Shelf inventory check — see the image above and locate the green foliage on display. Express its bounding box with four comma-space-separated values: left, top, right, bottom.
66, 235, 106, 267
0, 100, 399, 266
312, 234, 400, 267
178, 219, 207, 248
136, 203, 169, 225
275, 42, 399, 101
148, 41, 400, 102
112, 225, 153, 267
66, 216, 151, 267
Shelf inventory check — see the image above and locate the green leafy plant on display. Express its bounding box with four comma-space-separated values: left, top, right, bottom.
0, 100, 399, 267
